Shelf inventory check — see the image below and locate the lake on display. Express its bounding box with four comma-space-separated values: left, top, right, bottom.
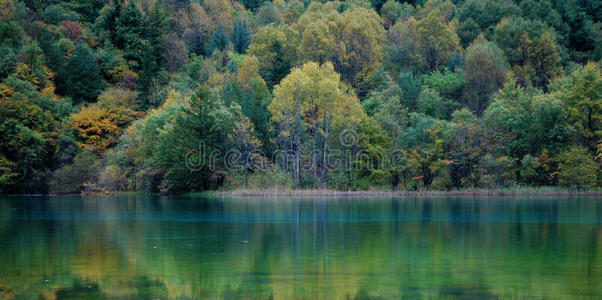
0, 195, 601, 299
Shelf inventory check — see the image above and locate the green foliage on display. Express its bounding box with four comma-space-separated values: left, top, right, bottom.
63, 42, 104, 104
0, 83, 59, 193
463, 40, 508, 114
552, 62, 602, 148
396, 71, 422, 110
492, 16, 551, 66
247, 25, 299, 88
209, 25, 229, 54
115, 0, 145, 67
423, 68, 465, 101
0, 0, 600, 193
0, 21, 24, 49
0, 45, 17, 79
49, 149, 101, 193
231, 21, 251, 54
530, 32, 563, 89
458, 0, 520, 38
558, 146, 598, 189
387, 11, 460, 73
400, 114, 454, 188
297, 3, 386, 88
417, 87, 457, 119
457, 17, 480, 47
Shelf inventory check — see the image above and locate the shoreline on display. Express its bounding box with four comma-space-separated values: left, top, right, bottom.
204, 187, 602, 198
6, 187, 602, 198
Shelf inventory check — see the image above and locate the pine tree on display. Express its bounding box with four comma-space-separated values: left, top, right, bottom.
231, 20, 250, 54
64, 42, 104, 104
115, 0, 145, 67
208, 25, 229, 55
146, 2, 168, 68
136, 41, 159, 111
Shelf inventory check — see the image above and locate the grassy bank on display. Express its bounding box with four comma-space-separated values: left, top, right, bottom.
202, 186, 602, 198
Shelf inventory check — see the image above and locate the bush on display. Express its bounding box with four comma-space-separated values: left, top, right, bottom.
245, 166, 294, 190
49, 149, 101, 193
558, 147, 598, 189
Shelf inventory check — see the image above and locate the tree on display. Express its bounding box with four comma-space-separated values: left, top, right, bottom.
530, 32, 563, 90
269, 62, 366, 187
457, 17, 480, 47
0, 0, 14, 22
519, 0, 568, 41
229, 115, 262, 188
49, 149, 101, 193
554, 62, 601, 148
231, 20, 250, 54
209, 25, 229, 54
63, 42, 104, 104
463, 39, 508, 114
417, 87, 458, 120
380, 0, 413, 29
365, 82, 408, 147
387, 11, 460, 73
115, 0, 146, 67
242, 78, 273, 153
247, 25, 299, 88
448, 109, 484, 188
483, 77, 534, 159
397, 71, 422, 110
240, 0, 268, 10
297, 4, 386, 88
417, 11, 461, 72
146, 2, 169, 69
0, 82, 59, 193
423, 68, 466, 101
179, 2, 213, 56
458, 0, 520, 38
400, 113, 454, 189
558, 146, 598, 188
68, 105, 138, 152
153, 87, 239, 191
493, 16, 551, 66
136, 39, 170, 110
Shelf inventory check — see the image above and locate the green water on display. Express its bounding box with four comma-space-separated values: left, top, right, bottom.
0, 195, 601, 299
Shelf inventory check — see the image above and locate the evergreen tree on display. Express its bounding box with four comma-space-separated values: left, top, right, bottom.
240, 0, 268, 10
64, 42, 104, 104
136, 41, 159, 111
208, 25, 229, 54
115, 0, 145, 68
242, 78, 272, 153
457, 18, 480, 47
231, 20, 251, 54
146, 2, 168, 68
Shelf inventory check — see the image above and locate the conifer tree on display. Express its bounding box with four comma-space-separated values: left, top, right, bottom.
209, 25, 229, 54
64, 42, 104, 104
115, 0, 145, 67
231, 20, 250, 54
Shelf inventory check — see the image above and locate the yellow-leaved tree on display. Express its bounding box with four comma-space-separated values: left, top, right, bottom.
296, 2, 385, 90
68, 105, 140, 152
269, 62, 366, 188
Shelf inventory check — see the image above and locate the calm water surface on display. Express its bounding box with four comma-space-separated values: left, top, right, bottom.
0, 195, 601, 299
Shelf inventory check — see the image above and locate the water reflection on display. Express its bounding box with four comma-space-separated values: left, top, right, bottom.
0, 195, 601, 299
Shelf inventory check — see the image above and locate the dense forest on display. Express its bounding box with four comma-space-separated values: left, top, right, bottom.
0, 0, 600, 193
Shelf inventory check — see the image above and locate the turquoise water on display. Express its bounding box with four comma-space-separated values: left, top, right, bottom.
0, 195, 601, 299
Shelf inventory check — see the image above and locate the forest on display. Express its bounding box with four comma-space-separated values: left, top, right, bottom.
0, 0, 600, 193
